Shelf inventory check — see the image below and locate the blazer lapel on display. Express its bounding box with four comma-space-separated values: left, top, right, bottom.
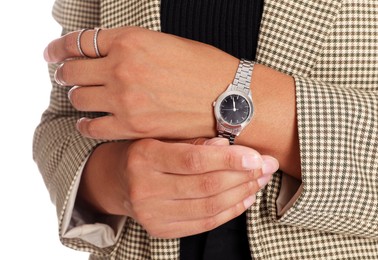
256, 0, 343, 76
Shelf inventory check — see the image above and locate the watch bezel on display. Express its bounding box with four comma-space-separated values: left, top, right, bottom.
213, 89, 254, 135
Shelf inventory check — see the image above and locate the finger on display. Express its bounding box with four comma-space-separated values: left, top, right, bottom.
160, 177, 265, 222
44, 28, 118, 63
146, 141, 264, 174
44, 30, 86, 62
166, 170, 262, 199
55, 59, 108, 86
261, 155, 279, 175
149, 195, 256, 239
68, 86, 111, 112
76, 116, 120, 140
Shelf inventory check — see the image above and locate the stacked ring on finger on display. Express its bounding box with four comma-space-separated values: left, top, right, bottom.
77, 28, 90, 58
93, 28, 102, 58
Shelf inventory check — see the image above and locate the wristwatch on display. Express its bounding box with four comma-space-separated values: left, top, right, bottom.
213, 59, 254, 144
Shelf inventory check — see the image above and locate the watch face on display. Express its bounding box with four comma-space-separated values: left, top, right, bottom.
219, 94, 251, 125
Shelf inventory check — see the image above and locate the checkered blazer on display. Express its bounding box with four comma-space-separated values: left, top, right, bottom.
33, 0, 378, 259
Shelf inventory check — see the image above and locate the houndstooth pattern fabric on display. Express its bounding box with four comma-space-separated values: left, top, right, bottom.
33, 0, 378, 259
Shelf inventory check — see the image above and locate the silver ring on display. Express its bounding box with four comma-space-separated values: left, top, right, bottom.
93, 28, 102, 58
54, 63, 65, 85
77, 28, 90, 57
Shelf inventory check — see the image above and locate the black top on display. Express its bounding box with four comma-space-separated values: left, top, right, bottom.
160, 0, 264, 259
161, 0, 263, 60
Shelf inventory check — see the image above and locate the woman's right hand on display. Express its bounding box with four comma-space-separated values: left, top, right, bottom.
79, 138, 278, 239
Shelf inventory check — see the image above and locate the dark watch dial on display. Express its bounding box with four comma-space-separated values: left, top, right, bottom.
219, 94, 251, 125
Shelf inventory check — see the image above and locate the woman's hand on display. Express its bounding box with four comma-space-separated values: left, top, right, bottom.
79, 137, 279, 238
44, 27, 239, 140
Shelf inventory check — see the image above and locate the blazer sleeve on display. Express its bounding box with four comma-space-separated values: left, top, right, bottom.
32, 0, 124, 256
266, 76, 378, 239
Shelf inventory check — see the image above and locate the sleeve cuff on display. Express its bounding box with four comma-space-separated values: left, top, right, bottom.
61, 154, 127, 248
276, 173, 303, 216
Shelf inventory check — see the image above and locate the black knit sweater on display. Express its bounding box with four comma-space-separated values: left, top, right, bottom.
160, 1, 264, 259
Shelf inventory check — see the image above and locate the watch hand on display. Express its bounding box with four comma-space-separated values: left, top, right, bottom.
232, 97, 236, 112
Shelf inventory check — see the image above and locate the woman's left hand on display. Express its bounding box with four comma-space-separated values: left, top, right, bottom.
44, 26, 239, 140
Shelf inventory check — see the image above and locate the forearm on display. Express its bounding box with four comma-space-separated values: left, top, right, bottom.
236, 64, 301, 180
45, 28, 300, 180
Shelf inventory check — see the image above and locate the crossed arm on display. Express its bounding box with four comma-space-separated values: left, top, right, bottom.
44, 26, 300, 238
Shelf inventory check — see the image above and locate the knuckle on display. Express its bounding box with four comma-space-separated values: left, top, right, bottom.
242, 182, 256, 197
125, 143, 146, 171
112, 28, 149, 79
112, 27, 143, 55
126, 117, 154, 138
138, 138, 159, 151
202, 198, 220, 217
183, 147, 205, 173
251, 169, 263, 180
234, 201, 247, 216
63, 34, 77, 56
126, 187, 143, 208
223, 150, 236, 169
198, 175, 220, 196
119, 27, 144, 47
113, 62, 131, 83
125, 138, 157, 171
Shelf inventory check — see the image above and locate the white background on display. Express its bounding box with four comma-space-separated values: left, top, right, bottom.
1, 1, 88, 259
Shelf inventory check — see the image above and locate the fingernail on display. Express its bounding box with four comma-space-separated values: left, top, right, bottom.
262, 157, 279, 175
242, 155, 262, 170
43, 46, 50, 61
68, 86, 79, 102
243, 194, 256, 209
54, 63, 65, 86
257, 174, 272, 188
76, 117, 87, 131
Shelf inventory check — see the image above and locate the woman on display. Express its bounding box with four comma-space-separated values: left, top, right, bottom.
35, 0, 378, 259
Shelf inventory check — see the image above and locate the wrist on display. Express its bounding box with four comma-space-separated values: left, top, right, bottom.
236, 64, 301, 179
190, 53, 240, 138
78, 141, 133, 216
213, 59, 255, 144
